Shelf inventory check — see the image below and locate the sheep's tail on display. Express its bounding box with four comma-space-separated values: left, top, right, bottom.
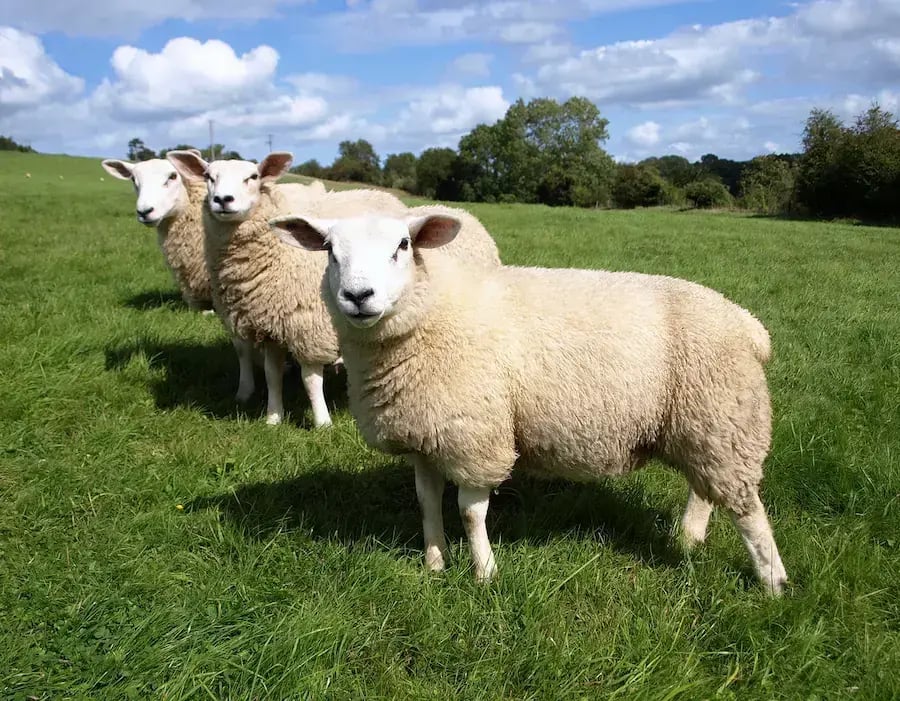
740, 309, 772, 364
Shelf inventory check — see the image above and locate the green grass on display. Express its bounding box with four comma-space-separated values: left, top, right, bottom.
1, 151, 898, 699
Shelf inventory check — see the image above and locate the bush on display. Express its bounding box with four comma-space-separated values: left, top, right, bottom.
684, 179, 733, 208
612, 164, 669, 208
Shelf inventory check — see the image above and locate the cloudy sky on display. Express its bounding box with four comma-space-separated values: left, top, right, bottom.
1, 0, 899, 164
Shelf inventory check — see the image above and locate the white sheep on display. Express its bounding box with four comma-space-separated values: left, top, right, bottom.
167, 150, 407, 426
101, 151, 213, 311
270, 212, 789, 595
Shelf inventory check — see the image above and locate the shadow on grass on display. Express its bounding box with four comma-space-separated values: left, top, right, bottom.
122, 289, 188, 311
188, 463, 682, 569
104, 338, 348, 426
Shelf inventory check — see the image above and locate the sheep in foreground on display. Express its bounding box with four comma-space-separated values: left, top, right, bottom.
270, 212, 789, 595
167, 150, 408, 426
102, 151, 213, 311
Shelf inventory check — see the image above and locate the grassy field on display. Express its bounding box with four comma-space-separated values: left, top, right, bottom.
1, 151, 898, 700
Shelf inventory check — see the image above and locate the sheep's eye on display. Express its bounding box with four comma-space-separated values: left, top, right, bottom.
249, 173, 259, 181
168, 172, 177, 181
398, 238, 410, 252
204, 172, 212, 182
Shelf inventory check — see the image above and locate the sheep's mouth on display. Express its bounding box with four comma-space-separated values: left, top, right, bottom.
346, 311, 382, 328
211, 208, 245, 221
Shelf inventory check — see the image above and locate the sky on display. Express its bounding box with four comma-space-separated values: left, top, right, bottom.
1, 0, 899, 164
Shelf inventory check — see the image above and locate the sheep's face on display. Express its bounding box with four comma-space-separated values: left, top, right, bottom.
166, 151, 293, 223
270, 214, 461, 329
102, 158, 185, 226
203, 160, 263, 221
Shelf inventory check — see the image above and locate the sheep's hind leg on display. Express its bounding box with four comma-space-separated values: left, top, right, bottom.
301, 364, 332, 427
233, 337, 255, 403
413, 459, 449, 572
681, 486, 714, 548
458, 485, 497, 583
263, 343, 286, 425
728, 492, 787, 596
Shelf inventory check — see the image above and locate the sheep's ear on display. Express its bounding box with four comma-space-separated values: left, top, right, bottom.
258, 152, 294, 182
269, 215, 333, 251
167, 150, 209, 182
406, 214, 461, 249
102, 159, 134, 180
187, 148, 203, 158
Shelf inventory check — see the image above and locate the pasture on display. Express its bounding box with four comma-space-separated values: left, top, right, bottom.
1, 151, 898, 699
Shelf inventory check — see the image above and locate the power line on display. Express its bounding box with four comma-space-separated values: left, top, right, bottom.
267, 133, 273, 152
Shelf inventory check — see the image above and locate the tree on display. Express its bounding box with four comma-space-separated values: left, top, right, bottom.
612, 164, 670, 208
739, 156, 797, 214
383, 152, 417, 191
292, 159, 326, 179
414, 147, 459, 198
697, 154, 745, 195
330, 139, 381, 184
795, 109, 851, 218
843, 105, 900, 220
457, 97, 615, 207
127, 137, 156, 162
640, 155, 699, 187
0, 135, 35, 152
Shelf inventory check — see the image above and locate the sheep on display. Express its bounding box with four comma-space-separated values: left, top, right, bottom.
269, 212, 789, 596
166, 150, 409, 427
102, 151, 213, 311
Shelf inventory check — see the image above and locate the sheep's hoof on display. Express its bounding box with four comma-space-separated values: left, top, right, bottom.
424, 549, 447, 572
474, 564, 497, 584
235, 388, 253, 403
312, 418, 333, 429
201, 309, 216, 316
266, 413, 283, 426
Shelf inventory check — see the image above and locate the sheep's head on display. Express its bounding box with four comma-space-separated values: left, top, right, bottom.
167, 151, 293, 222
102, 155, 195, 226
270, 213, 461, 329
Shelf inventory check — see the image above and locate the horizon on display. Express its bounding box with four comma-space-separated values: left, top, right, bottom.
2, 0, 898, 164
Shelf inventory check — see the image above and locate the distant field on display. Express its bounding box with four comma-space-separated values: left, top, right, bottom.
1, 151, 898, 699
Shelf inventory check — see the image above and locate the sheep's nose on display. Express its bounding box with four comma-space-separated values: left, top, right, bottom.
213, 194, 235, 205
136, 206, 154, 217
341, 288, 375, 306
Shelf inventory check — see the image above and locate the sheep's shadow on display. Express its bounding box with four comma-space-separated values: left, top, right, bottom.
188, 463, 685, 570
104, 337, 348, 425
122, 289, 187, 311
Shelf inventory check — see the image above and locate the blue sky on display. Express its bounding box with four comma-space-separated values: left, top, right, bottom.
2, 0, 899, 164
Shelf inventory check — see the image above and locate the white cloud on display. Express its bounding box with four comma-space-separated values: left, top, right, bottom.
5, 0, 314, 37
0, 27, 84, 114
448, 52, 493, 78
92, 38, 278, 119
626, 121, 661, 147
316, 0, 697, 52
520, 0, 900, 108
395, 85, 508, 137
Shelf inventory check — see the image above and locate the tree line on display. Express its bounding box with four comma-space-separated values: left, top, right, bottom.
0, 135, 35, 152
124, 138, 243, 162
295, 99, 900, 222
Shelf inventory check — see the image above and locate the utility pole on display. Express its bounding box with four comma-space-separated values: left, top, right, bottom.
267, 134, 273, 152
208, 119, 215, 160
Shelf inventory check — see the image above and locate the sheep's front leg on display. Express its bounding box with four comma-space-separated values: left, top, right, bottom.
300, 364, 332, 427
413, 459, 448, 571
232, 337, 255, 403
458, 485, 497, 582
263, 343, 286, 425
